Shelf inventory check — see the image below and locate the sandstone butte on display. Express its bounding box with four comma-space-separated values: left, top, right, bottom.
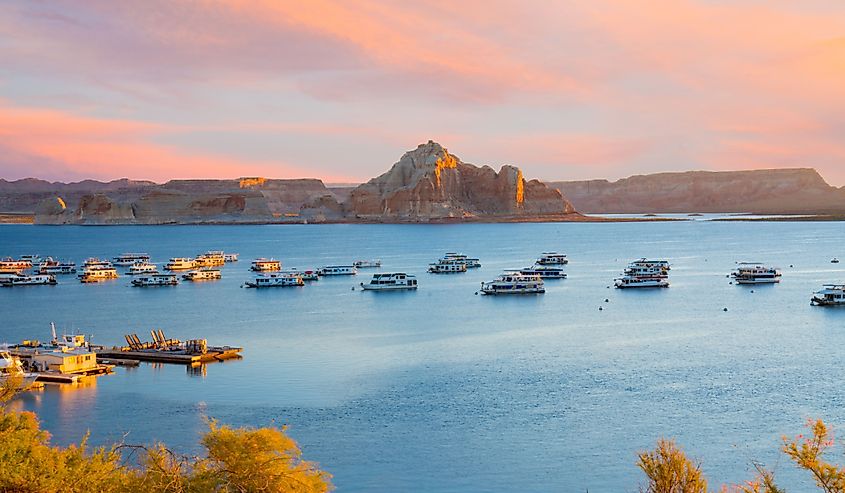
25, 141, 579, 225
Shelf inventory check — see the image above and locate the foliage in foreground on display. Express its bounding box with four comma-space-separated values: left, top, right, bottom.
0, 378, 332, 493
638, 419, 845, 493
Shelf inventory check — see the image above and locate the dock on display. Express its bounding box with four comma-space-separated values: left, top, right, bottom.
94, 329, 242, 365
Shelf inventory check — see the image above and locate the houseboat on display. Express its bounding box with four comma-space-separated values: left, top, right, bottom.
360, 273, 418, 291
811, 285, 845, 306
354, 260, 382, 268
630, 258, 671, 270
251, 258, 281, 272
165, 257, 197, 271
518, 265, 567, 279
428, 259, 467, 273
730, 263, 782, 284
19, 254, 40, 264
224, 253, 239, 262
444, 253, 481, 268
36, 258, 77, 275
0, 257, 32, 272
0, 273, 57, 286
624, 264, 669, 279
128, 262, 158, 275
78, 266, 119, 283
83, 258, 113, 269
536, 252, 569, 265
194, 252, 225, 267
0, 351, 39, 390
182, 269, 222, 281
131, 273, 179, 287
113, 253, 151, 266
281, 269, 319, 281
244, 273, 305, 288
318, 265, 357, 276
481, 273, 545, 294
615, 276, 670, 288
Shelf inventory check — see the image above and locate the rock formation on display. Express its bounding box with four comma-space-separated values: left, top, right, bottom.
347, 141, 575, 220
549, 168, 845, 214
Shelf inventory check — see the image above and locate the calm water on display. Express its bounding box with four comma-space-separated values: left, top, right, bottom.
2, 222, 845, 492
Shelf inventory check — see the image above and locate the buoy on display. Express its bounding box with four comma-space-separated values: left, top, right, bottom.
790, 264, 794, 268
750, 290, 754, 293
474, 291, 478, 295
723, 307, 728, 312
351, 286, 355, 290
599, 306, 603, 311
604, 298, 609, 303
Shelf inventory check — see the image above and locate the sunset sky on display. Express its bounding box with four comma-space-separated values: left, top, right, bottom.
1, 1, 844, 185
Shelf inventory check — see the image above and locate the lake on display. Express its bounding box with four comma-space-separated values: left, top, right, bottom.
2, 221, 845, 492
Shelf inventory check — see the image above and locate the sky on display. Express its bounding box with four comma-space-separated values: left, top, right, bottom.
1, 1, 844, 185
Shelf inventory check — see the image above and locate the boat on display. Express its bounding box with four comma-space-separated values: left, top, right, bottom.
128, 262, 158, 275
624, 264, 669, 279
131, 273, 179, 287
35, 258, 76, 275
83, 258, 113, 269
318, 265, 357, 276
480, 273, 545, 294
19, 254, 40, 264
353, 260, 382, 268
250, 258, 281, 272
428, 259, 467, 273
444, 253, 481, 268
0, 257, 32, 272
224, 253, 239, 262
730, 263, 782, 284
536, 252, 569, 265
194, 252, 225, 267
243, 273, 304, 288
0, 351, 39, 390
164, 257, 197, 271
614, 276, 670, 288
280, 269, 319, 281
182, 269, 222, 281
360, 273, 418, 291
811, 284, 845, 306
832, 258, 840, 264
0, 273, 57, 286
517, 265, 567, 279
78, 266, 119, 283
629, 258, 671, 270
113, 253, 151, 266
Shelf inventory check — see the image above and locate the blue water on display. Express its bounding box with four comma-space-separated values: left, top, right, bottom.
2, 222, 845, 492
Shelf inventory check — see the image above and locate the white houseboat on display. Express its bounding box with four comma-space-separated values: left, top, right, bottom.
481, 273, 545, 294
353, 259, 382, 268
518, 265, 567, 279
78, 266, 119, 283
428, 260, 467, 273
131, 273, 179, 287
83, 258, 113, 269
360, 273, 418, 291
630, 258, 671, 270
624, 264, 669, 279
319, 265, 357, 276
182, 269, 222, 281
36, 258, 76, 275
244, 273, 305, 288
0, 273, 57, 286
615, 276, 670, 288
251, 258, 281, 272
224, 253, 239, 262
444, 253, 481, 268
281, 269, 319, 281
536, 252, 569, 265
731, 263, 782, 284
128, 262, 158, 275
113, 253, 151, 266
811, 285, 845, 306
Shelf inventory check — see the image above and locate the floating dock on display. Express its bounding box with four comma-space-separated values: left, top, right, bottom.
94, 329, 242, 365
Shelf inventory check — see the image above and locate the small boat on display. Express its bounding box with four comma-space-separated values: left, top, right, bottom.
0, 351, 39, 390
164, 258, 197, 271
113, 253, 151, 266
244, 273, 304, 288
353, 259, 382, 268
536, 252, 569, 265
0, 273, 57, 286
131, 273, 179, 287
428, 260, 467, 273
811, 284, 845, 306
78, 266, 119, 283
318, 265, 357, 276
517, 265, 567, 279
281, 269, 319, 281
444, 253, 481, 268
614, 276, 669, 288
182, 269, 222, 281
481, 273, 544, 294
730, 263, 781, 284
128, 262, 158, 275
35, 258, 76, 275
832, 258, 840, 264
360, 273, 418, 291
251, 258, 281, 272
194, 252, 225, 267
224, 253, 239, 262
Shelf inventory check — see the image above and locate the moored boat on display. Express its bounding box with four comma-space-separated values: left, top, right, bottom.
182, 269, 222, 281
730, 263, 782, 284
35, 258, 76, 275
318, 265, 357, 276
811, 284, 845, 306
78, 266, 119, 283
428, 259, 467, 273
224, 253, 239, 262
131, 273, 179, 287
128, 262, 158, 275
536, 252, 569, 265
164, 257, 197, 271
517, 265, 567, 279
444, 253, 481, 268
244, 273, 304, 288
0, 257, 32, 272
195, 252, 225, 267
251, 258, 281, 272
0, 351, 39, 390
0, 273, 57, 286
281, 269, 319, 281
614, 276, 669, 288
353, 259, 382, 268
360, 273, 417, 291
481, 273, 544, 294
113, 253, 151, 266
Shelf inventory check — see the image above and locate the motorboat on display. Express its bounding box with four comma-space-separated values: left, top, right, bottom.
360, 273, 418, 291
614, 276, 669, 288
517, 265, 567, 279
182, 269, 222, 281
281, 269, 319, 281
250, 258, 281, 272
244, 273, 305, 288
353, 260, 382, 268
536, 252, 569, 265
0, 273, 57, 286
730, 263, 782, 284
113, 253, 151, 266
0, 351, 39, 390
480, 273, 544, 294
164, 258, 197, 271
811, 284, 845, 306
131, 273, 179, 287
428, 259, 467, 273
318, 265, 357, 276
444, 253, 481, 268
128, 262, 158, 275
